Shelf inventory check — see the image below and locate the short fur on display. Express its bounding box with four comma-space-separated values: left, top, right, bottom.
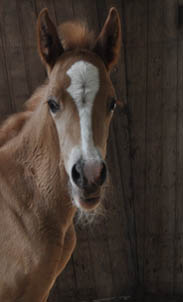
0, 7, 121, 301
58, 21, 95, 50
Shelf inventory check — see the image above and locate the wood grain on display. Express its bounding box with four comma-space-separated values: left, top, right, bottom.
0, 0, 183, 300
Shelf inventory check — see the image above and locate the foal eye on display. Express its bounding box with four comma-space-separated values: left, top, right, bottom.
108, 97, 117, 112
48, 99, 60, 113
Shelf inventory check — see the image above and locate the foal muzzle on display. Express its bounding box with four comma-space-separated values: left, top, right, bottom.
71, 158, 107, 193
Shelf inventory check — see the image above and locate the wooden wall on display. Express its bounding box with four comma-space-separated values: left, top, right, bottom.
0, 0, 183, 301
125, 0, 183, 299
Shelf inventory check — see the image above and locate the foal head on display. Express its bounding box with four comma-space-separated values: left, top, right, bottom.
37, 8, 121, 211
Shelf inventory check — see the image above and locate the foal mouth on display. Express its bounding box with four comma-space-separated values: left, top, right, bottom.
79, 194, 101, 210
84, 196, 99, 203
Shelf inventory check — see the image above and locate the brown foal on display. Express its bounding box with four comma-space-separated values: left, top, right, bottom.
0, 7, 121, 301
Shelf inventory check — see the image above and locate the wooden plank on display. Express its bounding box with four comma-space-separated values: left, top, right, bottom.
174, 0, 183, 293
0, 31, 12, 118
123, 0, 147, 48
72, 225, 97, 300
16, 0, 45, 93
108, 0, 139, 292
155, 42, 177, 295
105, 0, 139, 294
125, 46, 147, 94
0, 0, 30, 112
95, 0, 108, 29
35, 0, 57, 23
158, 46, 177, 291
72, 0, 99, 33
157, 235, 175, 295
158, 87, 177, 233
106, 126, 137, 296
144, 0, 178, 294
53, 0, 74, 24
144, 69, 177, 293
126, 88, 146, 285
148, 0, 177, 43
87, 226, 114, 299
122, 1, 148, 285
144, 82, 163, 294
174, 233, 183, 296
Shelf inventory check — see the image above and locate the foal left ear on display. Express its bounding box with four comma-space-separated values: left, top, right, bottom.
37, 8, 64, 73
93, 8, 121, 72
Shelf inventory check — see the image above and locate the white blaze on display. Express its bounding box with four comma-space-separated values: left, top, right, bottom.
66, 61, 100, 161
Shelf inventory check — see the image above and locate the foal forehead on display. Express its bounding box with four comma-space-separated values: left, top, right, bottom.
64, 60, 100, 114
51, 54, 114, 98
66, 60, 99, 98
67, 60, 98, 82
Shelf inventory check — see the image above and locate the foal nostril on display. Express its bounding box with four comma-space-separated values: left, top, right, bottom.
98, 162, 107, 186
72, 162, 83, 187
72, 160, 107, 189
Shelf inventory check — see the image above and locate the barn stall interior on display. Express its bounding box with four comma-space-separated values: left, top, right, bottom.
0, 0, 183, 301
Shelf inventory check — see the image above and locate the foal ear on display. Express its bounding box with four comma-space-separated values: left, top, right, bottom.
37, 8, 64, 73
93, 8, 121, 72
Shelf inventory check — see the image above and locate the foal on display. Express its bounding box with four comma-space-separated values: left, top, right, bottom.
0, 7, 121, 301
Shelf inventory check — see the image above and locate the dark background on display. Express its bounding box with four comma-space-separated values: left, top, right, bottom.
0, 1, 183, 301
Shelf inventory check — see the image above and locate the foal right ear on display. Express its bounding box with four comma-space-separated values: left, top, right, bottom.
37, 9, 64, 73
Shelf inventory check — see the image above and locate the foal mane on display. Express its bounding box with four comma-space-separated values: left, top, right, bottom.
0, 21, 95, 148
58, 21, 95, 51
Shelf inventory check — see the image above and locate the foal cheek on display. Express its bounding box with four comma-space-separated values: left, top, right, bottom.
59, 115, 81, 167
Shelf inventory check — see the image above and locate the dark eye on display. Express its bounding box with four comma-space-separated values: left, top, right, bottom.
109, 97, 117, 112
48, 99, 60, 113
